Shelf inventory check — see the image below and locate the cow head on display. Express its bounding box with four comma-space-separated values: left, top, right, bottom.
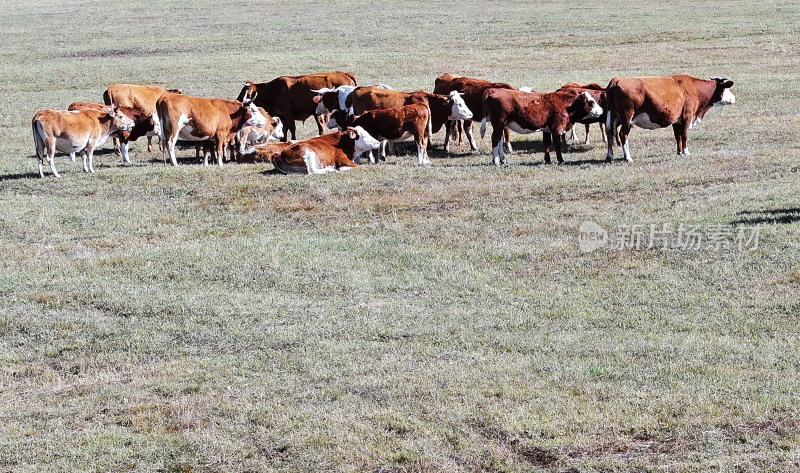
448, 91, 473, 120
570, 91, 604, 122
108, 106, 136, 132
239, 81, 259, 102
710, 77, 735, 106
243, 100, 267, 127
347, 126, 381, 154
268, 115, 284, 141
327, 110, 353, 131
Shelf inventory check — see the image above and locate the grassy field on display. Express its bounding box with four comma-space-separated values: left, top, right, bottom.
1, 1, 800, 472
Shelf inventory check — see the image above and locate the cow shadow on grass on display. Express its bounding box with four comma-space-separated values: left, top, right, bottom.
732, 208, 800, 225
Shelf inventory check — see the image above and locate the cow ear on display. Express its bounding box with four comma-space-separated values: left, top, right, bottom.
723, 80, 734, 89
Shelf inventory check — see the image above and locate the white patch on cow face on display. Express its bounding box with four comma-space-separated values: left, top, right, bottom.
714, 88, 736, 106
448, 91, 473, 120
337, 86, 356, 110
246, 103, 267, 127
631, 113, 663, 130
352, 126, 381, 153
115, 111, 135, 131
269, 118, 284, 141
583, 92, 603, 120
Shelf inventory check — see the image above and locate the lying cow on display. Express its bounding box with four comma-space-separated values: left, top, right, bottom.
482, 88, 603, 165
251, 127, 380, 174
231, 109, 284, 159
156, 93, 267, 166
68, 101, 155, 163
32, 107, 135, 177
327, 104, 432, 165
239, 141, 295, 164
605, 75, 735, 161
236, 72, 358, 141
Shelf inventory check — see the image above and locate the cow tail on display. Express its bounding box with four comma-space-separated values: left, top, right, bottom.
426, 107, 433, 138
32, 118, 44, 160
102, 89, 112, 106
349, 73, 358, 86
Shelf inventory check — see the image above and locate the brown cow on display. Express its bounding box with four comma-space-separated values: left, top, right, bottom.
103, 84, 182, 156
605, 75, 735, 161
156, 93, 267, 166
236, 72, 358, 141
482, 88, 603, 165
556, 82, 608, 145
32, 108, 135, 177
326, 104, 432, 165
68, 101, 155, 163
231, 108, 284, 159
346, 87, 472, 138
433, 74, 515, 152
246, 127, 380, 174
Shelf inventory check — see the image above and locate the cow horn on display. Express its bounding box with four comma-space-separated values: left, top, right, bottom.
710, 76, 731, 81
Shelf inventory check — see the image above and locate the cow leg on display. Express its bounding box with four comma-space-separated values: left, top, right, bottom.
606, 114, 617, 161
444, 120, 452, 152
69, 152, 76, 162
416, 136, 426, 165
216, 138, 224, 167
600, 122, 607, 144
491, 125, 505, 165
673, 120, 690, 156
503, 128, 512, 153
543, 132, 552, 164
120, 140, 130, 164
47, 155, 60, 178
569, 126, 577, 142
167, 136, 180, 166
87, 147, 97, 173
619, 122, 632, 162
464, 121, 478, 152
584, 124, 592, 144
555, 132, 565, 164
113, 136, 122, 156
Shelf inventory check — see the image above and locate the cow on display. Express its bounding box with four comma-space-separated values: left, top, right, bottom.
31, 107, 135, 178
102, 84, 182, 156
327, 104, 432, 165
156, 93, 267, 167
236, 72, 358, 141
433, 74, 516, 152
245, 127, 380, 174
556, 82, 608, 145
605, 75, 735, 161
346, 87, 472, 142
481, 88, 604, 165
312, 83, 393, 116
230, 108, 284, 159
68, 101, 156, 164
238, 141, 295, 164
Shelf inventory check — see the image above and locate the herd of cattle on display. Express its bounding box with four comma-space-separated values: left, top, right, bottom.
30, 71, 735, 177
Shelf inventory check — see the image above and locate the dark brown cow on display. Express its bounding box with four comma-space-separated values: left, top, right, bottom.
32, 108, 135, 177
557, 82, 608, 145
327, 104, 432, 165
248, 127, 381, 174
482, 88, 604, 165
236, 72, 357, 141
605, 75, 735, 161
103, 84, 182, 156
433, 73, 515, 152
156, 93, 267, 166
68, 101, 155, 163
346, 86, 472, 137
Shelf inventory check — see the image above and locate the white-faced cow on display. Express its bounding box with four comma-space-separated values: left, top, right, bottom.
156, 93, 267, 167
346, 87, 472, 141
236, 72, 358, 141
312, 83, 393, 116
433, 73, 516, 152
68, 101, 156, 164
556, 82, 608, 145
246, 127, 380, 174
327, 104, 432, 165
481, 88, 603, 165
32, 107, 135, 178
103, 83, 183, 157
605, 75, 735, 161
231, 108, 284, 159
